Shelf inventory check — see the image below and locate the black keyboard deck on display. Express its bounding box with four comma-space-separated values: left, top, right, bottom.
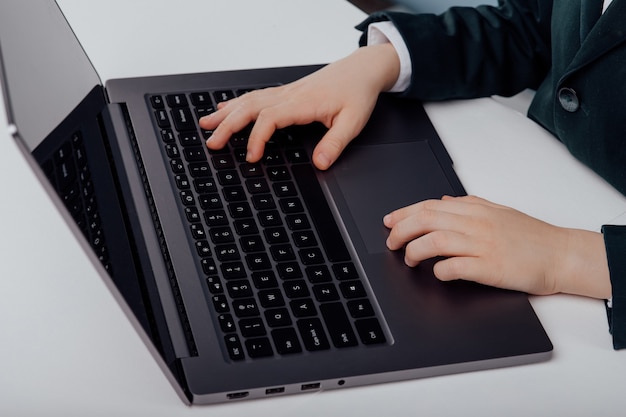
149, 89, 386, 361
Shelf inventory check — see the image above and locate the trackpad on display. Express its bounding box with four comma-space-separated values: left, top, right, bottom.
333, 141, 456, 254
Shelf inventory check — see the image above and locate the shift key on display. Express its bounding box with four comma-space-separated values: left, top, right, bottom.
320, 302, 358, 348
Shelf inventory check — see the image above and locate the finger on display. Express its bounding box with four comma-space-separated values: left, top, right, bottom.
384, 196, 498, 229
202, 88, 282, 150
433, 256, 481, 282
198, 98, 237, 130
402, 230, 475, 267
245, 102, 313, 162
311, 109, 367, 170
203, 99, 265, 150
385, 206, 470, 250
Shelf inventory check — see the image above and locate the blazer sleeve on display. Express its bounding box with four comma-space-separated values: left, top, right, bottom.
602, 225, 626, 349
356, 0, 554, 101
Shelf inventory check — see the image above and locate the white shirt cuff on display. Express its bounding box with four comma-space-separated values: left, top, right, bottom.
367, 21, 412, 93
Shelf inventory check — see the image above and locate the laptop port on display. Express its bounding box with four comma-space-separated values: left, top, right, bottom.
301, 383, 321, 391
226, 391, 249, 400
265, 387, 285, 395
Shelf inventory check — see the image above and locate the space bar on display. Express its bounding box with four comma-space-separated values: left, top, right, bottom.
291, 164, 350, 262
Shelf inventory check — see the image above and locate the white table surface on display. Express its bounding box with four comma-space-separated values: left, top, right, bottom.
2, 1, 626, 416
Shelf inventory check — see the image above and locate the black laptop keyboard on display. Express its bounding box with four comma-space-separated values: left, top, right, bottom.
149, 88, 386, 361
40, 131, 112, 273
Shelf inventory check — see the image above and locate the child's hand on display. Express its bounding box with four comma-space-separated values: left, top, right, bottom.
199, 43, 400, 170
384, 195, 611, 299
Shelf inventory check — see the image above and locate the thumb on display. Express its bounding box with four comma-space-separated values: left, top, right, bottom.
312, 110, 366, 170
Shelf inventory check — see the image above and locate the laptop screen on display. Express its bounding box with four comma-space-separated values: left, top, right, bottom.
0, 0, 100, 150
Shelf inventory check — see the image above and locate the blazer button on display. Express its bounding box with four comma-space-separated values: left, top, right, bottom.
558, 87, 579, 112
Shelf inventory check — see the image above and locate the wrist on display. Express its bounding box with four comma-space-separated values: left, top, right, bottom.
351, 43, 401, 93
554, 229, 612, 299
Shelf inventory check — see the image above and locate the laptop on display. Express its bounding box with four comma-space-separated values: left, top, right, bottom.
0, 0, 552, 405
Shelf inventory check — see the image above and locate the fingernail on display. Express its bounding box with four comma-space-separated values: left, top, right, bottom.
383, 214, 392, 226
316, 153, 331, 170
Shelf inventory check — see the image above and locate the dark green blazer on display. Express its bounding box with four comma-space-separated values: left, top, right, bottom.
358, 0, 626, 348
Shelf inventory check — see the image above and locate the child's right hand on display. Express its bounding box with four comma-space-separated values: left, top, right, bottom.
199, 43, 401, 170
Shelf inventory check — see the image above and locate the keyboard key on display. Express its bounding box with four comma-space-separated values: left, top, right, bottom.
190, 92, 211, 106
206, 276, 223, 294
333, 262, 359, 281
239, 317, 266, 337
232, 298, 260, 318
279, 197, 304, 213
225, 334, 245, 361
154, 109, 170, 128
213, 90, 236, 103
221, 261, 246, 279
226, 280, 253, 298
252, 271, 279, 289
199, 194, 222, 210
264, 227, 289, 244
150, 95, 164, 109
170, 107, 196, 131
298, 248, 325, 265
228, 202, 252, 218
267, 166, 290, 181
246, 178, 270, 194
245, 253, 272, 271
258, 210, 282, 227
183, 147, 206, 162
277, 262, 303, 280
245, 337, 273, 358
355, 318, 386, 345
178, 132, 202, 147
347, 299, 375, 318
290, 298, 316, 317
215, 244, 240, 262
339, 280, 366, 299
305, 265, 332, 283
252, 194, 276, 210
293, 231, 317, 248
272, 328, 302, 355
212, 154, 235, 170
234, 219, 258, 235
284, 280, 310, 299
273, 181, 297, 197
166, 94, 188, 107
188, 162, 211, 177
265, 308, 292, 327
212, 294, 230, 313
193, 177, 217, 193
313, 283, 340, 302
240, 235, 265, 253
270, 244, 295, 262
160, 128, 175, 143
240, 163, 264, 178
258, 289, 285, 308
320, 302, 358, 348
297, 318, 330, 351
286, 213, 310, 230
218, 314, 236, 333
204, 210, 228, 226
223, 186, 247, 202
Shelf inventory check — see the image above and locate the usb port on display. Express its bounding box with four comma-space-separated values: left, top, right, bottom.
226, 391, 249, 400
265, 387, 285, 395
301, 383, 321, 391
